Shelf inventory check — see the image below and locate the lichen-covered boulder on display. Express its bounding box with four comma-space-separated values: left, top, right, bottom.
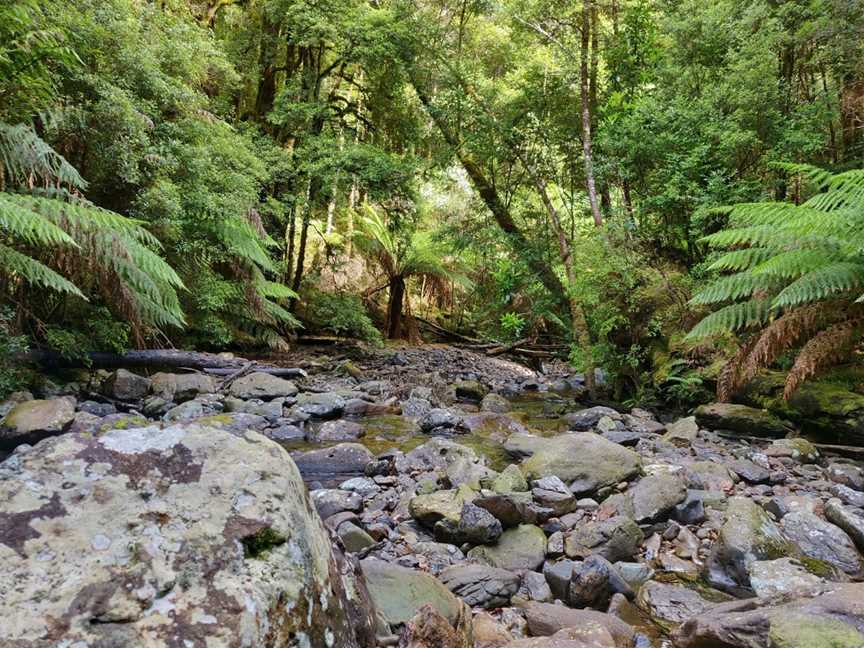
0, 424, 374, 647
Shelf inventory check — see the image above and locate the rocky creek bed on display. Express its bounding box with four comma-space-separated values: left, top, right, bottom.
2, 343, 864, 647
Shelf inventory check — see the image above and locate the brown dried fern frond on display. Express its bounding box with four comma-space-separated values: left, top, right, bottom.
717, 335, 758, 402
784, 318, 864, 398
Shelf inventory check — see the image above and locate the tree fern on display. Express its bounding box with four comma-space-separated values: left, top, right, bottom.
0, 122, 185, 339
688, 166, 864, 397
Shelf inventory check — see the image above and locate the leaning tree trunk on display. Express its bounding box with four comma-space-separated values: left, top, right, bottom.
387, 276, 406, 339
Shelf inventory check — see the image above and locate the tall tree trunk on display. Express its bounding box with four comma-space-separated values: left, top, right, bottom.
387, 276, 406, 339
581, 0, 603, 227
291, 176, 320, 296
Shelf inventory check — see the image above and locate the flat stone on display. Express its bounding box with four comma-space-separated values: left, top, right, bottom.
361, 558, 465, 628
564, 406, 622, 431
307, 419, 365, 442
291, 443, 373, 486
637, 581, 720, 625
749, 558, 828, 598
228, 372, 298, 400
828, 463, 864, 492
467, 524, 547, 571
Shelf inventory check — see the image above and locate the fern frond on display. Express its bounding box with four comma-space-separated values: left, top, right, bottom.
686, 299, 772, 339
0, 242, 84, 297
0, 194, 77, 247
772, 262, 864, 308
689, 272, 783, 306
0, 123, 85, 189
784, 319, 864, 398
708, 248, 774, 272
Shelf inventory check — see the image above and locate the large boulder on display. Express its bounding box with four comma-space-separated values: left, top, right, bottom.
694, 402, 793, 437
228, 372, 298, 400
0, 424, 374, 647
0, 397, 75, 450
520, 433, 641, 495
704, 497, 798, 595
675, 583, 864, 648
826, 498, 864, 552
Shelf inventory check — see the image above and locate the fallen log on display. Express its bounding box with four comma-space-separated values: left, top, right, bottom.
18, 349, 307, 378
485, 338, 531, 356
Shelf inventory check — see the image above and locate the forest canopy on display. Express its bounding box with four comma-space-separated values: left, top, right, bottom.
2, 0, 864, 405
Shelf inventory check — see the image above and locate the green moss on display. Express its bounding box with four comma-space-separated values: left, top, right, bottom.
769, 612, 864, 648
241, 527, 286, 559
797, 556, 839, 579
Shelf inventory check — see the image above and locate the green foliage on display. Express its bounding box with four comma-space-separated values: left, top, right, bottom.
688, 166, 864, 396
302, 289, 382, 345
499, 312, 526, 342
0, 307, 29, 398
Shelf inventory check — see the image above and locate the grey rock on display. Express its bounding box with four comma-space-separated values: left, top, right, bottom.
101, 369, 150, 401
518, 571, 553, 603
704, 497, 798, 594
828, 463, 864, 492
532, 476, 576, 517
564, 515, 644, 563
637, 581, 718, 625
826, 498, 864, 552
0, 424, 372, 648
467, 524, 547, 571
0, 397, 75, 450
435, 501, 503, 545
782, 510, 863, 575
520, 432, 641, 496
543, 559, 575, 600
830, 484, 864, 508
337, 521, 376, 553
568, 554, 634, 609
292, 443, 374, 486
308, 419, 365, 443
418, 408, 466, 434
749, 558, 828, 598
629, 473, 687, 523
291, 392, 346, 419
564, 406, 622, 431
228, 372, 298, 400
481, 393, 511, 413
311, 488, 363, 519
439, 563, 520, 608
150, 372, 216, 401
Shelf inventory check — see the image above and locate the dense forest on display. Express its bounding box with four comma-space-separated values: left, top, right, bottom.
9, 3, 864, 647
3, 0, 864, 406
